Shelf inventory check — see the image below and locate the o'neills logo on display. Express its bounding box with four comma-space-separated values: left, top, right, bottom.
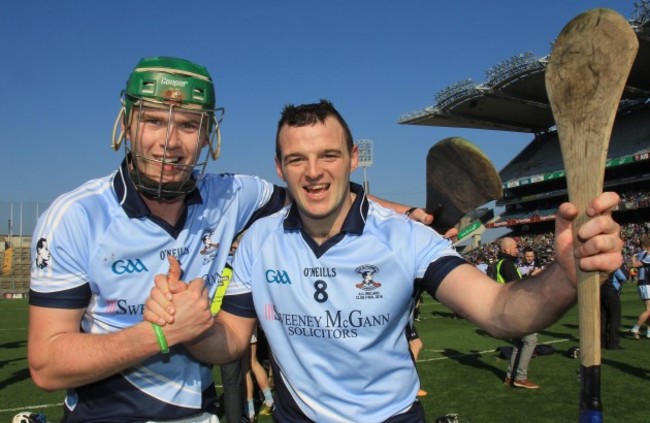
160, 77, 188, 88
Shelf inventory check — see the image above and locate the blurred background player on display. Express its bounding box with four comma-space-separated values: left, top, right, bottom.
630, 235, 650, 339
244, 325, 274, 422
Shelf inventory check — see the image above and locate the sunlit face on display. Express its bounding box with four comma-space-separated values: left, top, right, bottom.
127, 106, 209, 186
275, 116, 358, 225
524, 251, 535, 264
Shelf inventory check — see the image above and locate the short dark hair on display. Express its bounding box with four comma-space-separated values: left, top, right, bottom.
275, 99, 354, 159
522, 246, 535, 255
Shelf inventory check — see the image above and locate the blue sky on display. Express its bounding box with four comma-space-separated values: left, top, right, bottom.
0, 0, 639, 235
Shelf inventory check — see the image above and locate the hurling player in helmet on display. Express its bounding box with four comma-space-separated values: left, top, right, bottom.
27, 57, 436, 423
112, 56, 223, 200
28, 56, 287, 423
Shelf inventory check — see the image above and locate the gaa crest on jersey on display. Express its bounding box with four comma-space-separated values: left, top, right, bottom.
111, 258, 148, 275
34, 238, 51, 269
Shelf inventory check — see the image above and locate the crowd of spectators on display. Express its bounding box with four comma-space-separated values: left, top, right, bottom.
621, 221, 650, 268
463, 221, 650, 271
619, 190, 650, 204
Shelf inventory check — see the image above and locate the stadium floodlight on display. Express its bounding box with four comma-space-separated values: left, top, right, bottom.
484, 52, 542, 87
434, 79, 480, 109
355, 139, 373, 193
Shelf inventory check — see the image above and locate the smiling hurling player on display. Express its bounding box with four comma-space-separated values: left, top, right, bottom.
143, 100, 623, 422
27, 57, 291, 423
27, 58, 434, 423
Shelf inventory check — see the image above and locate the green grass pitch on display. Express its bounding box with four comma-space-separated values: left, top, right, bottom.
1, 283, 648, 422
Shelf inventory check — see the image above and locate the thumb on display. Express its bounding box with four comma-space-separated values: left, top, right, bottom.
554, 202, 579, 280
167, 256, 187, 294
554, 202, 578, 244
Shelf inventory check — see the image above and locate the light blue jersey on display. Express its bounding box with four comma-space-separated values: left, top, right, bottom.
30, 159, 284, 422
637, 251, 649, 285
224, 183, 465, 422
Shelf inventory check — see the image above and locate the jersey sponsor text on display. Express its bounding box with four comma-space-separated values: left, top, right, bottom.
303, 267, 337, 277
159, 247, 190, 260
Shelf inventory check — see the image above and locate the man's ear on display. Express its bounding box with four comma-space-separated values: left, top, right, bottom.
275, 157, 285, 181
350, 144, 359, 172
122, 121, 131, 146
201, 123, 211, 150
122, 121, 131, 143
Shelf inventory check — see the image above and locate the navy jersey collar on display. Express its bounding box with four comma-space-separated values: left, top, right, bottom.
112, 158, 202, 219
283, 182, 369, 235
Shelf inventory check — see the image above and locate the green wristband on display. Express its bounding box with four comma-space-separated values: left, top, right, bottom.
151, 323, 170, 354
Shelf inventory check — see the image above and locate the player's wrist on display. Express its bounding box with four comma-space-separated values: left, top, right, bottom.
404, 207, 418, 216
151, 323, 170, 354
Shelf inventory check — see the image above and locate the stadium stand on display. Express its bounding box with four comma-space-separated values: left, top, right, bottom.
1, 201, 45, 295
1, 237, 31, 296
399, 2, 650, 242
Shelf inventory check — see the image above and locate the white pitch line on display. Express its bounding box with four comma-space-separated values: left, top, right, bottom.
1, 402, 63, 413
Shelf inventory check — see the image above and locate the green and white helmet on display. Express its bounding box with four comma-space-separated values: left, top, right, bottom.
112, 56, 224, 199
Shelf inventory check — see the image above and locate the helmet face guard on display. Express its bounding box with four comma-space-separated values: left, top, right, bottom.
111, 57, 224, 200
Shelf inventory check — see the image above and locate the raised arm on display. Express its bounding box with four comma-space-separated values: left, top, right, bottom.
436, 192, 622, 338
367, 195, 434, 226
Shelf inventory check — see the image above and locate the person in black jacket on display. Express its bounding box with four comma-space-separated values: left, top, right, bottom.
600, 267, 627, 350
497, 237, 540, 389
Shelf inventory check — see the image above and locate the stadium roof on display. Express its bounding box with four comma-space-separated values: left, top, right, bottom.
398, 12, 650, 133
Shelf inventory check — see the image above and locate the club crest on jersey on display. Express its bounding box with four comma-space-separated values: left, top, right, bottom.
200, 229, 219, 254
34, 238, 51, 269
355, 265, 383, 300
200, 228, 219, 264
355, 265, 381, 291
